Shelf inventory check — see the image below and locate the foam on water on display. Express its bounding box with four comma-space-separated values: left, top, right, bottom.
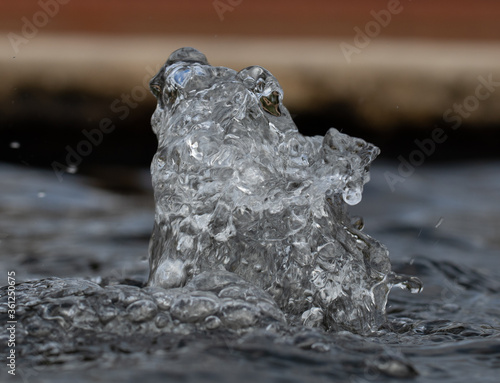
147, 47, 421, 333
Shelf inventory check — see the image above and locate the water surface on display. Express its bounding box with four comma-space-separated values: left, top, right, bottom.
0, 161, 499, 382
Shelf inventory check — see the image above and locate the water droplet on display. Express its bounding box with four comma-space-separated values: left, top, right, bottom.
435, 217, 444, 228
343, 185, 362, 205
390, 273, 423, 294
351, 216, 364, 230
37, 191, 46, 198
67, 165, 78, 174
10, 141, 20, 149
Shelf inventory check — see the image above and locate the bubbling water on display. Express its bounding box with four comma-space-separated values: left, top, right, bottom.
147, 47, 422, 333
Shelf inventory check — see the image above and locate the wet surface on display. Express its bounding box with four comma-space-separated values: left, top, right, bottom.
1, 160, 499, 382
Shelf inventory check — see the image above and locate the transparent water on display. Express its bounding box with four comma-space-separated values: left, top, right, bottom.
147, 47, 420, 334
0, 49, 499, 382
0, 161, 499, 382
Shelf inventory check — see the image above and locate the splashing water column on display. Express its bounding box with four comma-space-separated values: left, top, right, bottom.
147, 47, 422, 333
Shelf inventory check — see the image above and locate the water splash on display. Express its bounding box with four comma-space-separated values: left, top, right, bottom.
388, 272, 424, 294
147, 47, 421, 333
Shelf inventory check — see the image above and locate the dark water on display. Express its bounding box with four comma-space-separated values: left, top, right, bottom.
0, 161, 499, 382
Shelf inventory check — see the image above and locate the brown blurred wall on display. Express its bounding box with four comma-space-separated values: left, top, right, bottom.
1, 0, 500, 40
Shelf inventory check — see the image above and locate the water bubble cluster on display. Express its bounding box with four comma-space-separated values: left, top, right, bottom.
3, 273, 284, 348
147, 47, 419, 333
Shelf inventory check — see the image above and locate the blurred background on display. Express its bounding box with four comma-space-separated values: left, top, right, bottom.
1, 0, 500, 175
1, 1, 499, 281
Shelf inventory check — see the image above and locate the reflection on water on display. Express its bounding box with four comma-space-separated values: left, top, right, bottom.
0, 161, 499, 382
